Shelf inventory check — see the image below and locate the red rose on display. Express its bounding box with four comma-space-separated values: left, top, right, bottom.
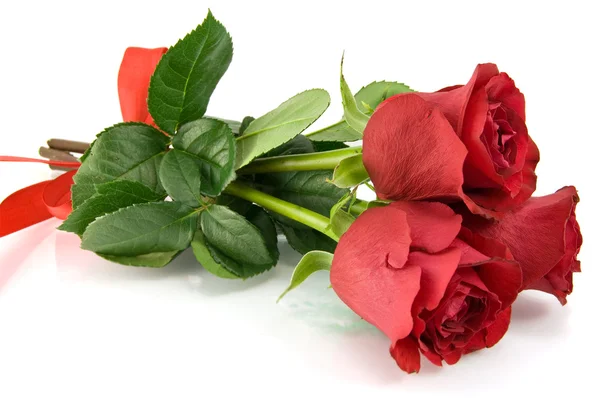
330, 201, 521, 373
462, 186, 582, 304
363, 64, 539, 219
117, 47, 167, 126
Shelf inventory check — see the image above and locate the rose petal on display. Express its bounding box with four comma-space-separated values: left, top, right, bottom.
528, 278, 567, 304
118, 47, 167, 125
416, 64, 537, 219
497, 107, 528, 176
331, 206, 420, 342
462, 329, 487, 355
528, 208, 582, 305
421, 348, 443, 367
363, 94, 468, 203
461, 86, 504, 186
484, 306, 512, 347
466, 136, 538, 216
458, 65, 510, 187
460, 306, 512, 356
454, 267, 491, 292
450, 237, 490, 265
464, 186, 581, 302
486, 73, 526, 122
409, 248, 462, 312
508, 137, 540, 205
418, 63, 500, 133
390, 337, 421, 374
475, 260, 522, 309
456, 226, 514, 262
391, 201, 462, 253
459, 193, 504, 220
443, 350, 463, 365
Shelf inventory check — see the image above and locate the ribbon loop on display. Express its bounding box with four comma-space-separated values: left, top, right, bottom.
0, 45, 166, 237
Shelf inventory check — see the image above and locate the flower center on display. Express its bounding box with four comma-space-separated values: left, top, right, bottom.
482, 103, 519, 172
441, 295, 485, 335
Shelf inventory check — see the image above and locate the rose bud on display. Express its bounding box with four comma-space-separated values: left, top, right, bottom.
462, 186, 582, 304
118, 47, 167, 126
363, 64, 539, 219
330, 201, 521, 373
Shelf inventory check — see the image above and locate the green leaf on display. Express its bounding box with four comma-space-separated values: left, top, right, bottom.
201, 205, 277, 278
252, 167, 346, 256
218, 118, 242, 135
261, 135, 315, 157
59, 180, 165, 236
330, 153, 369, 188
216, 194, 253, 215
72, 123, 169, 208
306, 120, 363, 142
205, 245, 247, 277
330, 209, 355, 238
340, 56, 369, 135
243, 205, 279, 261
312, 140, 349, 152
238, 116, 255, 135
99, 251, 180, 268
306, 80, 412, 142
360, 101, 374, 114
148, 11, 233, 134
277, 251, 333, 302
344, 199, 390, 217
257, 170, 348, 224
159, 150, 203, 207
191, 231, 239, 279
235, 89, 330, 169
213, 199, 279, 261
329, 192, 352, 218
278, 224, 337, 255
328, 193, 355, 238
168, 118, 236, 197
79, 140, 94, 163
368, 200, 392, 209
354, 81, 413, 113
214, 197, 279, 262
81, 202, 198, 256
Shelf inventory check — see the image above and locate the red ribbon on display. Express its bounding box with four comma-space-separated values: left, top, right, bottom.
0, 47, 167, 237
0, 158, 79, 237
118, 47, 167, 125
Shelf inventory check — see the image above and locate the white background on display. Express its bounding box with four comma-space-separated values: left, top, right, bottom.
0, 1, 598, 396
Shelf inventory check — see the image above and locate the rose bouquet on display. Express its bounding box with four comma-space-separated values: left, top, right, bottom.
0, 11, 582, 374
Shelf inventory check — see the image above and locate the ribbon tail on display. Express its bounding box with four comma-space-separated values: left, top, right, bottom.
1, 181, 54, 237
0, 156, 81, 168
0, 170, 76, 237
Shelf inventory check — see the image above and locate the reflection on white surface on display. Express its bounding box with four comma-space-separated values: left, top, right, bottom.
0, 224, 591, 395
54, 232, 377, 334
0, 220, 58, 291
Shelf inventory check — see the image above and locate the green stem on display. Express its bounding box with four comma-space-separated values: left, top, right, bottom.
224, 181, 338, 241
238, 147, 361, 175
349, 200, 369, 215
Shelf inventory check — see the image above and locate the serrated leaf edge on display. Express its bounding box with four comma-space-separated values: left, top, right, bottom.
147, 11, 234, 134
